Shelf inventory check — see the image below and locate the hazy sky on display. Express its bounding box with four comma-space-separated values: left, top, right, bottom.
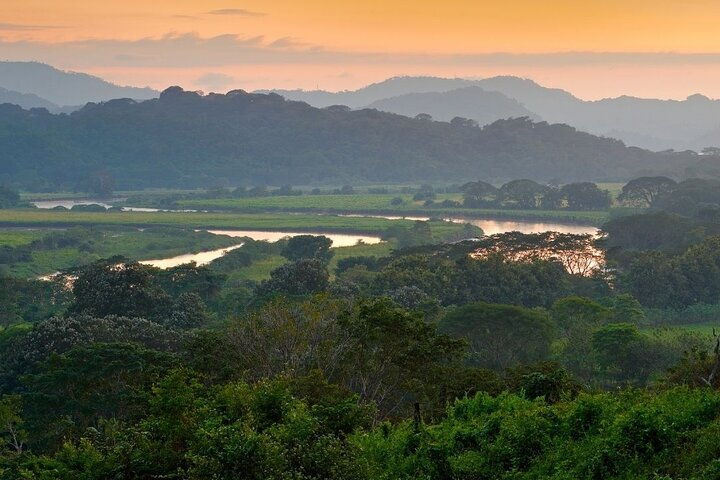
3, 0, 720, 99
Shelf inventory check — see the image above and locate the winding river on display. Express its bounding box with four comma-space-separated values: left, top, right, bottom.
30, 199, 599, 269
139, 231, 382, 269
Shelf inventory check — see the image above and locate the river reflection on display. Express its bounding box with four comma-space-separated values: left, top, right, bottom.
205, 230, 382, 247
338, 213, 598, 236
139, 244, 245, 269
139, 230, 382, 269
451, 218, 598, 236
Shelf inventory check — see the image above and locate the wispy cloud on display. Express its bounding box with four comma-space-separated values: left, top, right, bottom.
0, 22, 68, 31
268, 37, 308, 48
206, 8, 266, 16
4, 32, 720, 70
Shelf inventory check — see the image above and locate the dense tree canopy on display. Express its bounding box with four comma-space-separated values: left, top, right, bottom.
0, 90, 701, 190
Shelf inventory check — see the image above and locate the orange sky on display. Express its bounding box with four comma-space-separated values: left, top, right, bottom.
2, 0, 720, 98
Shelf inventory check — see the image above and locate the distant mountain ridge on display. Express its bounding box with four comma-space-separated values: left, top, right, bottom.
366, 86, 539, 124
0, 87, 710, 191
0, 62, 159, 107
260, 76, 476, 109
265, 76, 720, 151
0, 87, 57, 110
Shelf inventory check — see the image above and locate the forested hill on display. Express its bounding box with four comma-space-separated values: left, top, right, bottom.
0, 86, 702, 190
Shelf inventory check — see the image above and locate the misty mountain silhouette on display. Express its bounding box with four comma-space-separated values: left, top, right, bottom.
0, 62, 158, 107
267, 76, 720, 151
0, 87, 57, 111
366, 86, 539, 125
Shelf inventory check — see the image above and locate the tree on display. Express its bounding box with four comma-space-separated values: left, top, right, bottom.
68, 259, 212, 327
599, 211, 701, 268
499, 179, 548, 209
0, 186, 20, 209
551, 296, 610, 381
651, 178, 720, 215
461, 180, 499, 208
439, 302, 555, 370
618, 176, 677, 207
450, 116, 478, 128
22, 343, 177, 451
256, 259, 330, 297
281, 235, 334, 263
591, 323, 646, 382
157, 262, 225, 302
222, 296, 353, 381
0, 314, 183, 393
470, 231, 604, 276
412, 184, 436, 202
0, 395, 25, 454
339, 298, 465, 418
540, 186, 565, 209
68, 260, 171, 320
560, 182, 610, 210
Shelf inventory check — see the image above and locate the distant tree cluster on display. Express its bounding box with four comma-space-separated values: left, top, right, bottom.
460, 179, 610, 210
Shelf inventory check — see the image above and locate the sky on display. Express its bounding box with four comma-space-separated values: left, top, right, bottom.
2, 0, 720, 99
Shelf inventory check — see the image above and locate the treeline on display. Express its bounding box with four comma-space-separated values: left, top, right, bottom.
0, 88, 701, 191
602, 177, 720, 310
459, 179, 610, 210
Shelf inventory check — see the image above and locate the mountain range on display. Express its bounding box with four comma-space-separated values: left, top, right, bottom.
267, 76, 720, 151
2, 62, 720, 151
0, 62, 158, 108
0, 86, 712, 191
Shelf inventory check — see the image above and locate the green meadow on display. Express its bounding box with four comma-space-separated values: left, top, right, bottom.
173, 194, 608, 225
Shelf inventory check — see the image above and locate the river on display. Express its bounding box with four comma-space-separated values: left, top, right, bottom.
337, 213, 597, 235
30, 199, 598, 269
31, 200, 597, 235
138, 230, 382, 269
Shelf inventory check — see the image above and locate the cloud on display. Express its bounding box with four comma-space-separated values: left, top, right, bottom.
0, 22, 68, 31
195, 72, 236, 90
268, 37, 308, 48
4, 32, 720, 71
206, 8, 265, 16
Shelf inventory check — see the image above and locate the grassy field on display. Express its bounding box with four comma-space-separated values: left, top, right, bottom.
225, 255, 288, 284
0, 209, 480, 240
0, 230, 46, 247
2, 227, 244, 277
220, 240, 395, 284
0, 209, 476, 277
173, 194, 609, 225
176, 194, 450, 211
0, 209, 417, 233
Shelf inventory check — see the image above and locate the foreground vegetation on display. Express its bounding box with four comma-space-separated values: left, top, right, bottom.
3, 176, 720, 477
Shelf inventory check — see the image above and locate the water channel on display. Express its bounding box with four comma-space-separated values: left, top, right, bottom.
30, 199, 599, 269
